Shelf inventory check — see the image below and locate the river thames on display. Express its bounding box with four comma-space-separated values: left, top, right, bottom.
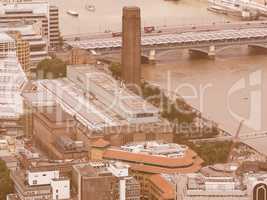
50, 0, 267, 154
49, 0, 231, 35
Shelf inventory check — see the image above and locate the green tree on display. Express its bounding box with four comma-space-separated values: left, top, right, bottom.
178, 141, 233, 166
0, 160, 13, 200
36, 58, 66, 79
109, 62, 121, 79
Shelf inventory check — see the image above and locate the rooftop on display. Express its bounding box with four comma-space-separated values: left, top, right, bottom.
91, 138, 110, 148
103, 141, 203, 173
149, 174, 174, 199
0, 32, 14, 42
0, 1, 49, 16
73, 161, 112, 177
67, 65, 159, 115
0, 55, 27, 119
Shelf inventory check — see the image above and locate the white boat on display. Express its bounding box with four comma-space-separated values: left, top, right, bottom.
85, 4, 95, 12
67, 10, 79, 17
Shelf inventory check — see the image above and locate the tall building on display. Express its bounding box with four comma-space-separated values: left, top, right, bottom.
0, 35, 27, 136
8, 31, 30, 71
0, 21, 49, 68
49, 5, 60, 47
121, 7, 141, 86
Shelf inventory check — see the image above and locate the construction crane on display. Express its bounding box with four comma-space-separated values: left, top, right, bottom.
227, 120, 244, 163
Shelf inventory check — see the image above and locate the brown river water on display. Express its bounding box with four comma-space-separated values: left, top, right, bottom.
49, 0, 267, 147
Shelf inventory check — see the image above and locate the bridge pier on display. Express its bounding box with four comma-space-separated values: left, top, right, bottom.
188, 46, 216, 59
148, 49, 156, 64
208, 45, 216, 59
141, 49, 156, 64
248, 44, 267, 52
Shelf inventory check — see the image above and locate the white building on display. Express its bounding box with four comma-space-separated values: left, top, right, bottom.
67, 65, 160, 124
0, 37, 27, 135
51, 178, 70, 200
11, 169, 70, 200
27, 170, 59, 186
0, 21, 49, 67
0, 0, 60, 48
108, 162, 130, 200
165, 172, 267, 200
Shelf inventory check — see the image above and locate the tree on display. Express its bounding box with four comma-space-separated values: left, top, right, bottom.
109, 62, 121, 79
36, 58, 66, 79
0, 160, 13, 200
178, 141, 233, 166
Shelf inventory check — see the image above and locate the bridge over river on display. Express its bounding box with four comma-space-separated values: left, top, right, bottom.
65, 22, 267, 59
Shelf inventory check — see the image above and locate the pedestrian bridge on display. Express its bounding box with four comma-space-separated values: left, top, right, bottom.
65, 28, 267, 58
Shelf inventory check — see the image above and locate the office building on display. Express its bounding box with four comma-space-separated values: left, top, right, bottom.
72, 161, 140, 200
0, 38, 27, 136
10, 169, 70, 200
0, 0, 60, 48
102, 141, 203, 200
148, 174, 175, 200
0, 21, 49, 68
8, 31, 30, 71
121, 7, 141, 86
152, 171, 267, 200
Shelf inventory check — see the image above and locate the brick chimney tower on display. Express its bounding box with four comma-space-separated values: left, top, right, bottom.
121, 6, 141, 86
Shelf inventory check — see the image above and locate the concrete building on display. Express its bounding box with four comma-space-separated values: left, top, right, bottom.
0, 41, 27, 136
0, 0, 60, 49
48, 5, 60, 48
148, 174, 175, 200
29, 104, 88, 160
67, 65, 160, 124
10, 169, 70, 200
22, 64, 173, 157
72, 161, 118, 200
0, 32, 16, 58
69, 47, 94, 65
72, 161, 140, 200
152, 172, 267, 200
103, 141, 203, 174
101, 141, 203, 200
0, 21, 49, 68
8, 31, 30, 71
121, 7, 141, 86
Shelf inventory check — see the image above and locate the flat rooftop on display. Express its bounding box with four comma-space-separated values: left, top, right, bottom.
0, 55, 27, 119
0, 1, 49, 16
0, 32, 14, 42
67, 65, 159, 115
103, 141, 204, 173
0, 23, 38, 36
38, 78, 128, 130
73, 161, 112, 177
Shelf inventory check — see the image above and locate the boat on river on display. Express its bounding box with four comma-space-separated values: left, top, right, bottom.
67, 10, 79, 17
85, 4, 96, 12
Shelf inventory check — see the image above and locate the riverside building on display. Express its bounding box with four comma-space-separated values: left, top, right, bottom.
0, 0, 60, 49
22, 64, 173, 159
